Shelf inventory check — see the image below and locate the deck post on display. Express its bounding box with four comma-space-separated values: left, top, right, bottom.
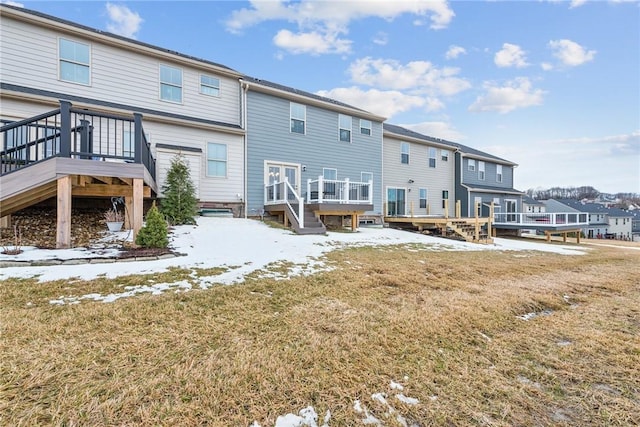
318, 176, 324, 204
410, 201, 414, 217
56, 175, 72, 248
132, 178, 143, 244
488, 202, 493, 240
134, 113, 143, 164
351, 213, 357, 231
59, 100, 72, 158
455, 200, 461, 218
427, 203, 430, 215
474, 201, 480, 241
444, 199, 449, 219
0, 215, 10, 228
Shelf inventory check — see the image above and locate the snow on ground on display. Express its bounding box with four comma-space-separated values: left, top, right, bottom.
1, 217, 588, 285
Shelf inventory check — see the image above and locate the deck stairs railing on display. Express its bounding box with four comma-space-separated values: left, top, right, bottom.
265, 177, 304, 229
1, 100, 155, 180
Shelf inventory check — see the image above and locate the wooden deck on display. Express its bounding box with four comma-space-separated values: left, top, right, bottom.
385, 215, 494, 244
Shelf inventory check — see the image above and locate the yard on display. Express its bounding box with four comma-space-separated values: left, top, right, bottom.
1, 219, 639, 426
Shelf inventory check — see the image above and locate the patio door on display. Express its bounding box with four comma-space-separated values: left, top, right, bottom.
387, 188, 406, 216
265, 162, 300, 201
506, 199, 517, 222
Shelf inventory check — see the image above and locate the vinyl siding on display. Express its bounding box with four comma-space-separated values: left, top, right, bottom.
383, 135, 455, 216
245, 90, 383, 216
0, 16, 241, 126
461, 156, 514, 189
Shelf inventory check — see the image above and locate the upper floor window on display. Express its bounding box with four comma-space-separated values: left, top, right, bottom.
401, 142, 409, 164
59, 38, 90, 85
419, 188, 427, 209
360, 119, 372, 135
339, 114, 352, 142
478, 161, 485, 180
200, 75, 220, 97
468, 159, 475, 171
207, 142, 227, 177
441, 150, 449, 161
428, 147, 437, 168
160, 64, 183, 103
290, 102, 306, 134
496, 164, 503, 183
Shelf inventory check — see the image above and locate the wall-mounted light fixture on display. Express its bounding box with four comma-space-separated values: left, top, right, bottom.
408, 179, 414, 184
302, 165, 307, 172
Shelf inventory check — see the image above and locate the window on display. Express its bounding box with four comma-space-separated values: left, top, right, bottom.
401, 142, 409, 164
428, 147, 437, 168
419, 188, 427, 209
441, 149, 449, 161
468, 159, 475, 171
442, 190, 449, 209
478, 161, 485, 180
200, 75, 220, 96
496, 164, 503, 183
207, 143, 227, 177
59, 38, 90, 85
360, 119, 372, 135
322, 168, 337, 180
339, 114, 352, 142
361, 172, 373, 183
160, 64, 182, 103
290, 102, 306, 134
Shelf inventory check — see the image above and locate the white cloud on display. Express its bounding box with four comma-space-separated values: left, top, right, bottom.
348, 57, 471, 96
403, 121, 466, 141
315, 87, 425, 119
445, 45, 466, 60
105, 3, 143, 39
494, 43, 529, 68
541, 62, 554, 71
273, 29, 351, 55
569, 0, 588, 8
548, 39, 596, 67
1, 0, 24, 7
225, 0, 454, 55
373, 32, 389, 46
469, 77, 545, 114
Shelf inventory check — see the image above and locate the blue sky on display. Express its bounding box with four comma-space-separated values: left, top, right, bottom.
12, 0, 640, 194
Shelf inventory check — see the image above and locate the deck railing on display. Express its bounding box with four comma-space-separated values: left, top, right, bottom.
1, 100, 155, 180
493, 212, 589, 227
306, 177, 372, 204
264, 177, 304, 228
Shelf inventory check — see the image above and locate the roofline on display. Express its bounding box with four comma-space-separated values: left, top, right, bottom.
462, 184, 525, 195
240, 78, 386, 122
0, 4, 243, 79
459, 151, 518, 167
383, 128, 459, 151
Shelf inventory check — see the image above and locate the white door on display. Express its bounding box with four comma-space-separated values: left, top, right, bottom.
265, 162, 300, 201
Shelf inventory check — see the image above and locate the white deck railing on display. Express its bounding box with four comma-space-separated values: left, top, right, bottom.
307, 177, 373, 204
493, 212, 589, 227
264, 177, 304, 228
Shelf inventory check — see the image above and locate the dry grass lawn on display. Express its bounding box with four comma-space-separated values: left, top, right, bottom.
1, 242, 639, 426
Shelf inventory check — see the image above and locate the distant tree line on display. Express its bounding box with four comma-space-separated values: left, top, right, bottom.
526, 186, 640, 207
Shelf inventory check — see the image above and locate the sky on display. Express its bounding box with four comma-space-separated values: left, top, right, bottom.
7, 0, 640, 194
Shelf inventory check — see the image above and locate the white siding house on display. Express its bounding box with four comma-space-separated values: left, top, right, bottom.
0, 4, 246, 215
383, 124, 455, 217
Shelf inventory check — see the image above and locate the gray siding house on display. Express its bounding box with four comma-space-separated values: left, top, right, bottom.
544, 199, 633, 239
242, 77, 385, 233
453, 145, 524, 218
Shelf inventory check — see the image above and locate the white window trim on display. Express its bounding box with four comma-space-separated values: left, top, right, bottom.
419, 188, 427, 209
478, 161, 485, 181
206, 142, 227, 178
200, 74, 220, 97
441, 149, 449, 161
339, 114, 352, 143
496, 164, 503, 183
401, 142, 410, 164
159, 64, 183, 104
58, 37, 91, 86
468, 159, 475, 171
360, 119, 372, 135
322, 167, 338, 180
428, 147, 437, 168
290, 102, 306, 135
361, 171, 373, 183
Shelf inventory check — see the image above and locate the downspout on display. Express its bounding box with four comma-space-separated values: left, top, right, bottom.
241, 80, 249, 218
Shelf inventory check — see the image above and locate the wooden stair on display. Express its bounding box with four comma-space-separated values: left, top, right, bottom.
441, 220, 492, 243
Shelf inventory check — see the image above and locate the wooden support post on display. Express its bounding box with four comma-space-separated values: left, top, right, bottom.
576, 232, 581, 244
124, 196, 133, 230
56, 175, 72, 248
488, 202, 494, 240
0, 215, 11, 228
563, 232, 567, 243
427, 204, 430, 215
351, 213, 357, 231
455, 200, 461, 218
410, 201, 414, 217
132, 179, 143, 244
444, 199, 449, 219
474, 202, 480, 241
